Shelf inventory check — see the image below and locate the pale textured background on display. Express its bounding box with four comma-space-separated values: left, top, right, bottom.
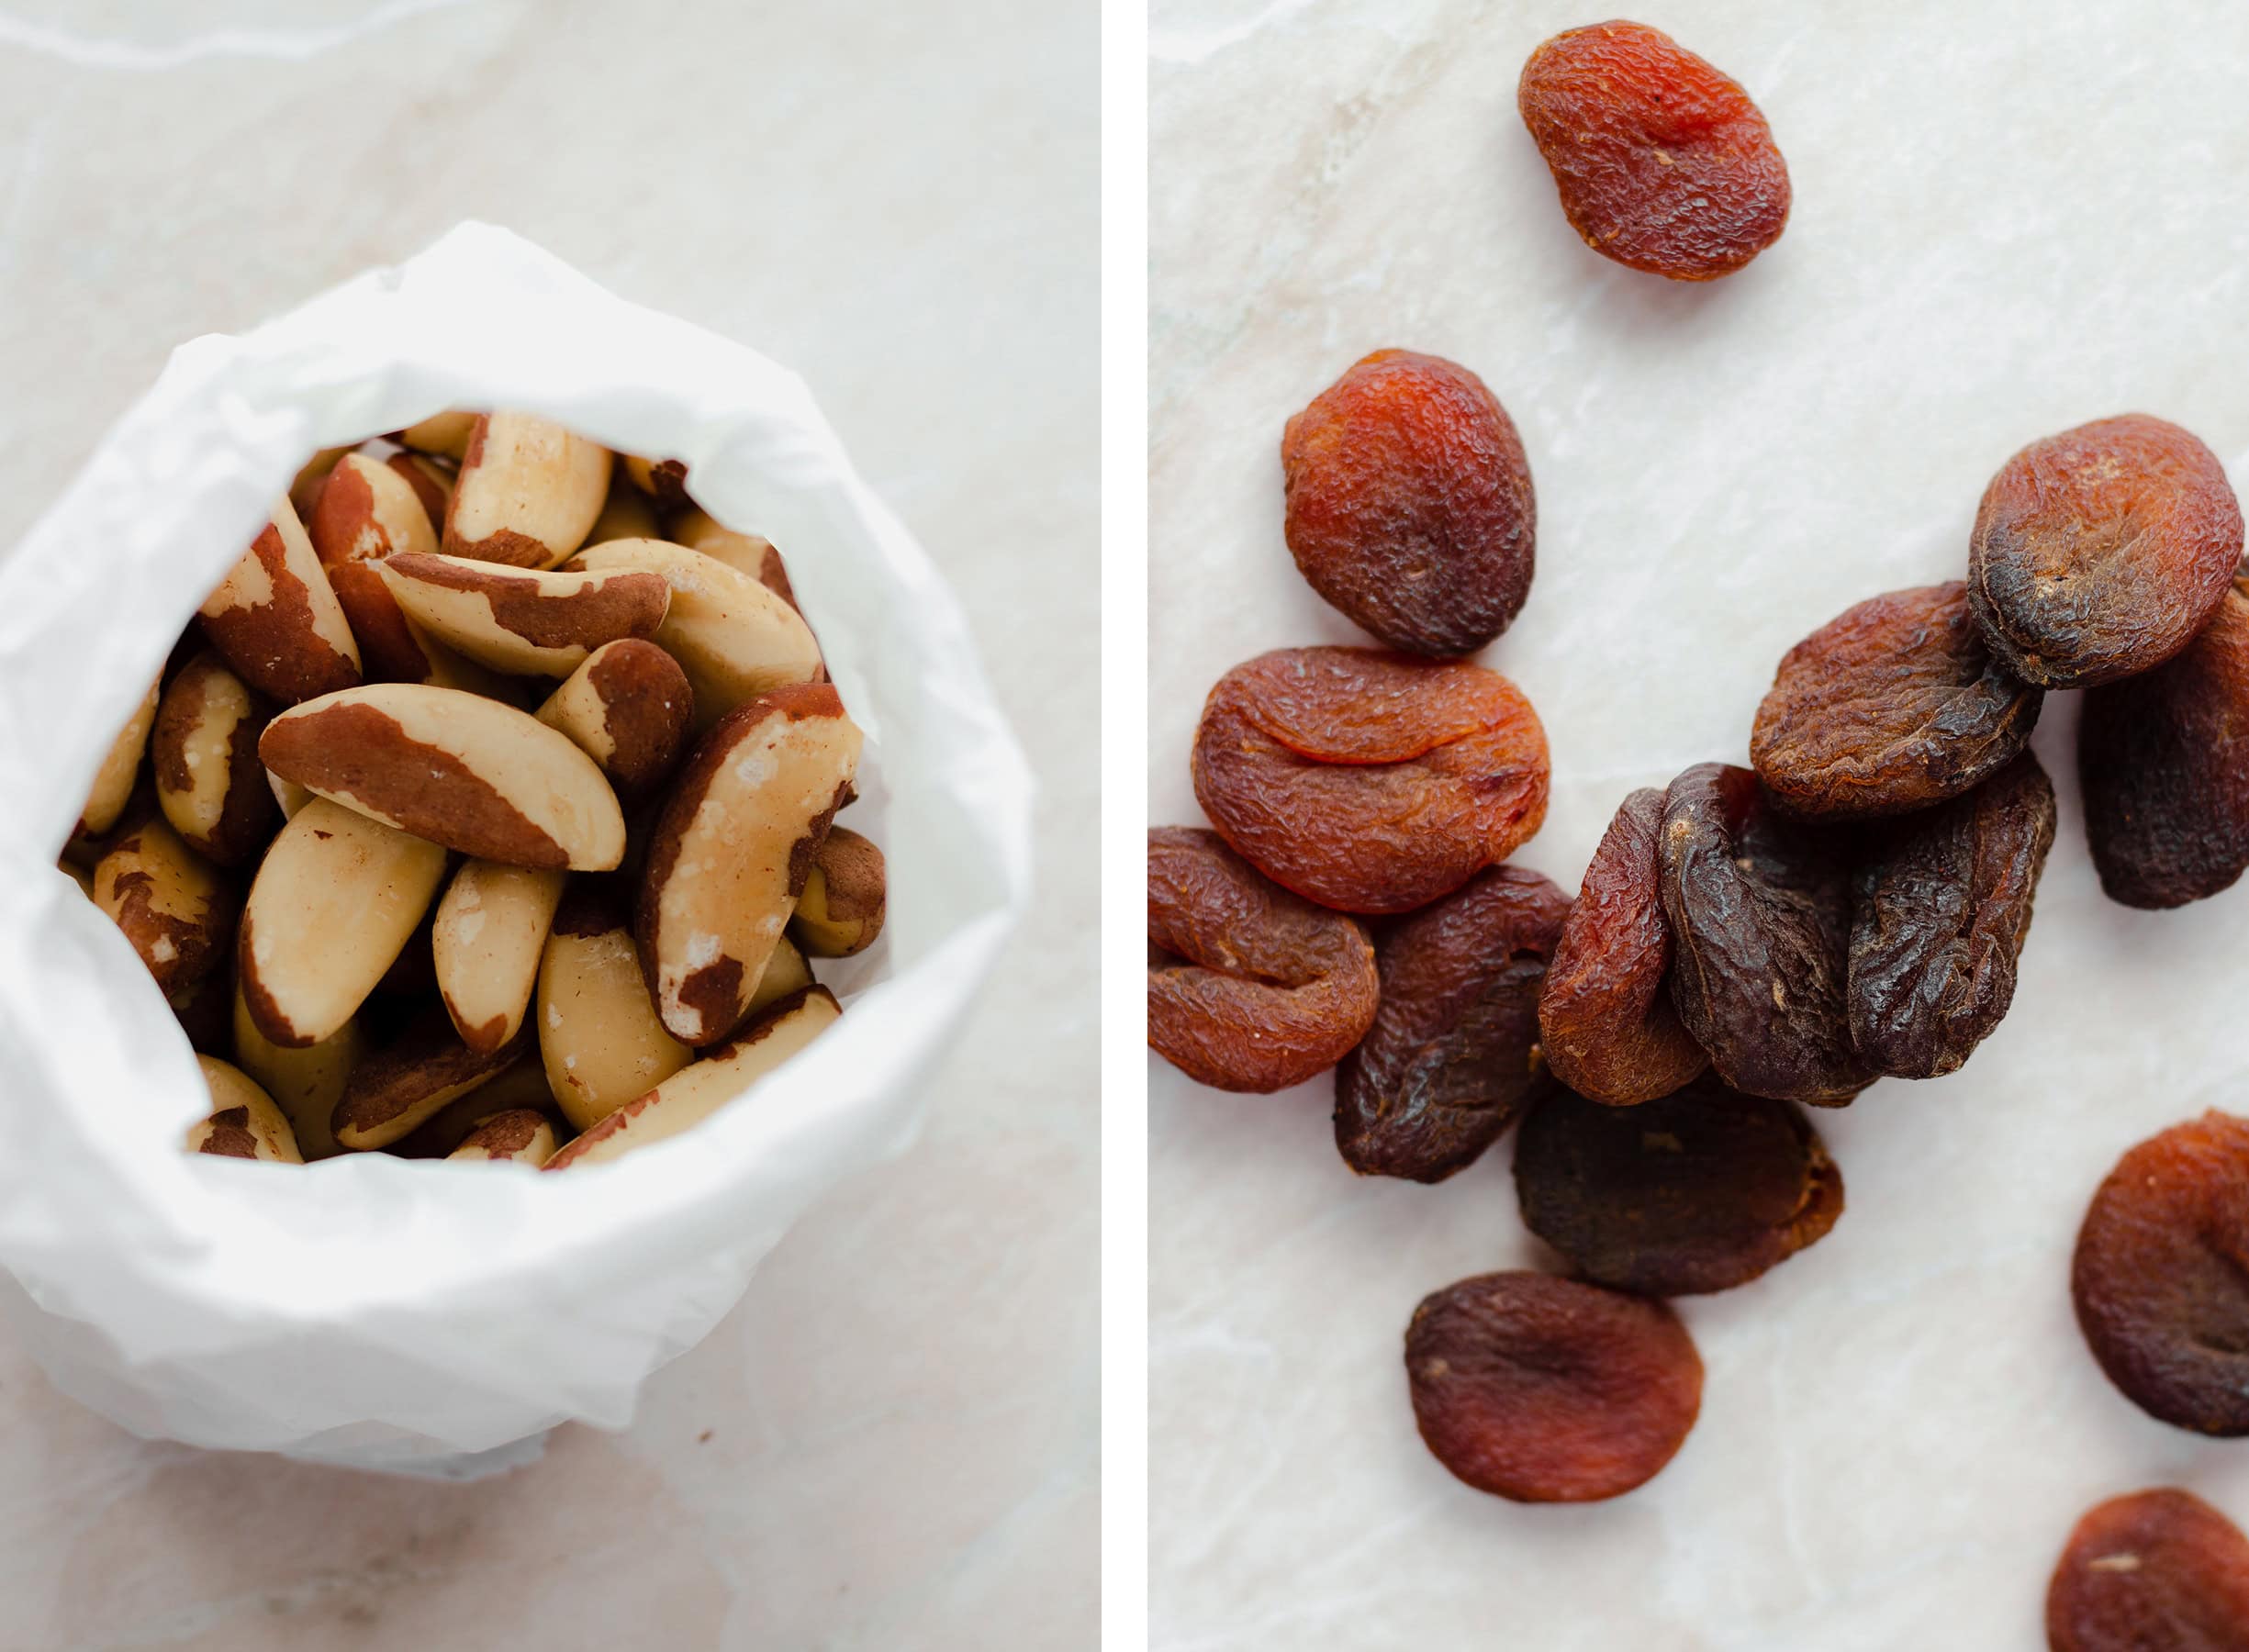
0, 1, 1097, 1647
1151, 2, 2249, 1647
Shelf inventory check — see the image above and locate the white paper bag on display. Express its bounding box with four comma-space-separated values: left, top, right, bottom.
0, 223, 1033, 1475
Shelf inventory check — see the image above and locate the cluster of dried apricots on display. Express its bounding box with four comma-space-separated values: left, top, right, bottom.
1151, 19, 2249, 1642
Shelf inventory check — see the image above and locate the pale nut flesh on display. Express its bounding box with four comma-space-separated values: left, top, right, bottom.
545, 985, 840, 1169
230, 981, 361, 1161
789, 826, 885, 958
94, 813, 235, 995
538, 887, 691, 1133
152, 652, 276, 866
533, 638, 693, 801
569, 539, 821, 734
261, 683, 627, 872
432, 858, 565, 1053
78, 675, 161, 836
238, 798, 448, 1048
637, 683, 863, 1046
444, 413, 612, 569
196, 497, 362, 705
331, 1010, 531, 1151
585, 484, 660, 546
447, 1108, 559, 1166
267, 769, 313, 820
376, 553, 671, 678
186, 1056, 303, 1163
748, 935, 813, 1014
394, 410, 479, 460
669, 507, 800, 611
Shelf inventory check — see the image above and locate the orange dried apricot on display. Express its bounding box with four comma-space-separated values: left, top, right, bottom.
2048, 1488, 2249, 1652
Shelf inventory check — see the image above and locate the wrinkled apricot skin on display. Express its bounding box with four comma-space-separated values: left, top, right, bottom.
1517, 20, 1790, 281
1147, 828, 1380, 1093
1404, 1271, 1702, 1503
2048, 1489, 2249, 1652
1281, 350, 1535, 657
1751, 582, 2043, 820
1192, 647, 1550, 915
1849, 751, 2056, 1079
2072, 1112, 2249, 1436
1659, 764, 1872, 1105
1515, 1078, 1841, 1296
1538, 788, 1707, 1105
1969, 415, 2244, 688
2080, 583, 2249, 910
1335, 865, 1570, 1182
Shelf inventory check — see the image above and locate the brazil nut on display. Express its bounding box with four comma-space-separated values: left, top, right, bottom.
197, 498, 362, 704
230, 982, 360, 1161
152, 652, 277, 866
331, 1008, 531, 1151
444, 413, 612, 569
78, 675, 161, 837
668, 507, 800, 611
376, 553, 670, 677
447, 1108, 559, 1166
789, 826, 886, 958
432, 858, 565, 1052
94, 814, 235, 994
186, 1056, 303, 1163
537, 880, 690, 1132
532, 639, 693, 802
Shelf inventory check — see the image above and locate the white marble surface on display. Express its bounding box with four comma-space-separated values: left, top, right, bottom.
1151, 3, 2249, 1646
0, 1, 1095, 1646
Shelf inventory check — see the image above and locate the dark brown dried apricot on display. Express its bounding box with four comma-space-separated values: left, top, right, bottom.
1280, 350, 1534, 657
1516, 20, 1789, 281
1659, 763, 1871, 1105
1847, 752, 2055, 1078
2073, 1112, 2249, 1435
1969, 414, 2243, 688
1147, 827, 1380, 1093
1192, 647, 1550, 915
1335, 865, 1570, 1182
2080, 580, 2249, 910
1404, 1271, 1701, 1503
2048, 1488, 2249, 1652
1538, 788, 1707, 1106
1751, 582, 2043, 820
1515, 1077, 1841, 1296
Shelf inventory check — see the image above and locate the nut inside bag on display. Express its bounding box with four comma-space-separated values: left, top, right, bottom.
0, 223, 1031, 1474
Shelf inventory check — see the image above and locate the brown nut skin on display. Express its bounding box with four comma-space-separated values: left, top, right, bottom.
308, 452, 440, 683
444, 413, 612, 569
447, 1109, 560, 1166
330, 1009, 531, 1151
185, 1056, 302, 1163
2073, 1112, 2249, 1436
621, 454, 690, 509
1404, 1271, 1702, 1503
376, 553, 671, 678
1518, 20, 1789, 281
1751, 582, 2044, 820
151, 652, 277, 867
2047, 1488, 2249, 1652
533, 639, 694, 804
789, 826, 886, 958
1147, 827, 1378, 1093
2080, 581, 2249, 910
1660, 763, 1873, 1106
1969, 414, 2244, 688
196, 499, 363, 705
1192, 647, 1550, 915
167, 948, 234, 1055
79, 676, 161, 838
94, 815, 236, 995
386, 450, 455, 526
1281, 350, 1534, 657
286, 447, 352, 519
1537, 788, 1708, 1107
1514, 1077, 1842, 1296
1335, 864, 1571, 1182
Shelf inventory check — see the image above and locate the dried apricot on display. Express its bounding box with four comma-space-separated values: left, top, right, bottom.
1538, 788, 1707, 1106
1147, 827, 1380, 1092
1659, 763, 1871, 1105
1515, 1077, 1841, 1296
1848, 752, 2055, 1078
1280, 350, 1534, 656
1516, 20, 1789, 281
1404, 1271, 1701, 1503
2080, 580, 2249, 910
1751, 582, 2042, 820
1335, 865, 1570, 1182
2048, 1489, 2249, 1652
1192, 647, 1550, 915
1969, 414, 2243, 688
2073, 1112, 2249, 1435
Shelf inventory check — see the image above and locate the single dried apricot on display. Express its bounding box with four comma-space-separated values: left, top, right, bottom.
1848, 752, 2055, 1078
1751, 582, 2043, 820
1404, 1270, 1701, 1503
1538, 788, 1707, 1106
1335, 865, 1570, 1182
1147, 827, 1379, 1093
2073, 1112, 2249, 1435
2048, 1488, 2249, 1652
1280, 350, 1535, 656
1515, 1077, 1841, 1296
1969, 414, 2243, 688
1516, 20, 1789, 281
1192, 647, 1550, 915
1660, 763, 1871, 1105
2080, 580, 2249, 910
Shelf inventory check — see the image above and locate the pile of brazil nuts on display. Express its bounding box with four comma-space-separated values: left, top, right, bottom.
68, 411, 887, 1171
